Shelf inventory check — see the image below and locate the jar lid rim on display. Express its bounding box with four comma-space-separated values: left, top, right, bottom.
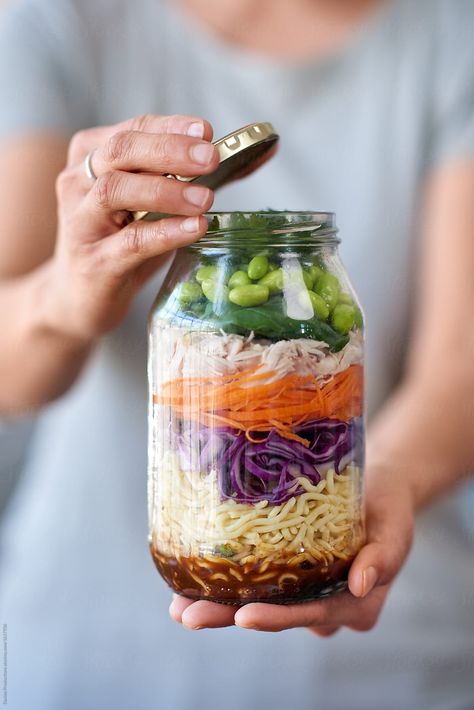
202, 211, 338, 243
207, 210, 334, 228
206, 210, 334, 220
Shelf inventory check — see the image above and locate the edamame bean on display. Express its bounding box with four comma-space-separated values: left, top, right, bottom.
307, 291, 330, 320
201, 279, 229, 303
338, 292, 353, 305
228, 270, 251, 288
308, 265, 324, 284
336, 290, 363, 328
196, 265, 219, 283
314, 273, 341, 311
229, 284, 270, 307
258, 268, 283, 294
353, 306, 364, 329
331, 303, 356, 334
247, 255, 269, 280
178, 281, 203, 306
300, 270, 313, 289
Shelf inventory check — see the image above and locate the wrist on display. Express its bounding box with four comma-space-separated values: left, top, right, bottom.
365, 378, 474, 514
364, 455, 418, 515
28, 260, 94, 352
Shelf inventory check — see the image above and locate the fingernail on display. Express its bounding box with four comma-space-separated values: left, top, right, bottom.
181, 614, 203, 631
187, 122, 205, 138
180, 216, 201, 233
234, 613, 258, 630
190, 143, 215, 165
361, 566, 378, 597
184, 185, 210, 208
182, 623, 203, 631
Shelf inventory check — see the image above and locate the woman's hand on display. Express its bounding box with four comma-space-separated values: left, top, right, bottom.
42, 114, 219, 343
169, 465, 414, 634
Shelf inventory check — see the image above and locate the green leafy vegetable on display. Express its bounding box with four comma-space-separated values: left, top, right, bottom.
199, 298, 349, 351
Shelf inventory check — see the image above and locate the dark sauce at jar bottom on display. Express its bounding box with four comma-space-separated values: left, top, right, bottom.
150, 545, 354, 605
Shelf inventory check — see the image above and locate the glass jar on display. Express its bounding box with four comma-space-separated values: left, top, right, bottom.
148, 212, 365, 605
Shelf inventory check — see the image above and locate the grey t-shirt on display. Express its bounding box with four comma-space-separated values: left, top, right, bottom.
0, 1, 473, 709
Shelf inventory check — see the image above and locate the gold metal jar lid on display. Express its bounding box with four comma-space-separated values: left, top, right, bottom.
132, 121, 279, 222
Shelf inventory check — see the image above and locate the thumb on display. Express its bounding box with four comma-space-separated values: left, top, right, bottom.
348, 493, 414, 598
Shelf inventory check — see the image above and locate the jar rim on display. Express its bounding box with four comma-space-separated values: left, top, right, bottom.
200, 211, 339, 246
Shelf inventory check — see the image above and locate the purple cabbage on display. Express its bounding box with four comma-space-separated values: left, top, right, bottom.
177, 424, 235, 473
220, 430, 323, 505
296, 418, 363, 476
177, 418, 364, 505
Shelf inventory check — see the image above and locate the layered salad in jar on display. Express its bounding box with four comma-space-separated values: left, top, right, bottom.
148, 213, 364, 604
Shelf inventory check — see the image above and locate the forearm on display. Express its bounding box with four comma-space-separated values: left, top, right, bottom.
0, 261, 92, 414
367, 365, 474, 512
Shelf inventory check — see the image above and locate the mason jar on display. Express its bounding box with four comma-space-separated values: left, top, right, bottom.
148, 212, 365, 605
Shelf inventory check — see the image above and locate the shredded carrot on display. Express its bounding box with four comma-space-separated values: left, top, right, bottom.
153, 364, 363, 443
246, 426, 311, 447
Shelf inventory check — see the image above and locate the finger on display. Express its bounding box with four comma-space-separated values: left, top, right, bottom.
90, 131, 219, 179
234, 589, 385, 632
123, 114, 214, 141
169, 594, 195, 623
180, 601, 237, 630
348, 539, 411, 598
345, 585, 389, 631
99, 215, 209, 270
83, 171, 214, 218
68, 114, 214, 166
348, 495, 413, 598
234, 597, 347, 632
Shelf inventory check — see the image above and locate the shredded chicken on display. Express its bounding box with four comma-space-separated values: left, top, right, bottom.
153, 322, 363, 385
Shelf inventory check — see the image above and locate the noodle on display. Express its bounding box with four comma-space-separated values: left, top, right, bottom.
149, 453, 363, 566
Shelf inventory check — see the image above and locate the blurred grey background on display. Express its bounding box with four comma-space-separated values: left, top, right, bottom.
0, 420, 34, 515
0, 0, 34, 519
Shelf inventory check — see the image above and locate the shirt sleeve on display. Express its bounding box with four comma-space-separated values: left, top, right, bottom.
0, 0, 98, 139
427, 0, 474, 167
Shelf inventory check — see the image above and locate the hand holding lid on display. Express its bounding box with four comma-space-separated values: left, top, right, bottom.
133, 121, 279, 221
